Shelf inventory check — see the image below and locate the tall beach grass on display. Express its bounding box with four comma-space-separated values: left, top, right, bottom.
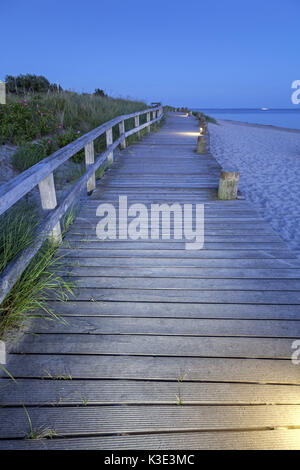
0, 204, 75, 339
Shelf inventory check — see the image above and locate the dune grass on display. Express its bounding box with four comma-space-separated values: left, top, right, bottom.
0, 204, 74, 339
25, 91, 147, 133
6, 91, 149, 171
0, 203, 38, 274
192, 111, 218, 124
202, 113, 218, 124
7, 91, 147, 137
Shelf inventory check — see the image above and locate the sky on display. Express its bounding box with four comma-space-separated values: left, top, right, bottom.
1, 0, 300, 108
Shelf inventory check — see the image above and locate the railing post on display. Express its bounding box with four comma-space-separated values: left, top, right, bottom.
0, 80, 6, 105
85, 141, 96, 194
119, 120, 126, 149
135, 115, 140, 139
106, 128, 113, 164
152, 110, 156, 120
146, 112, 151, 133
38, 173, 62, 244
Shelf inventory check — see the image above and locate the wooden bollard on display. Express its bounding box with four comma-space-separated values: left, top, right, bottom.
218, 169, 240, 200
196, 136, 206, 154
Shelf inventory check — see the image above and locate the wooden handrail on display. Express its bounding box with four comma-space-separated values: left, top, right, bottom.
0, 105, 164, 305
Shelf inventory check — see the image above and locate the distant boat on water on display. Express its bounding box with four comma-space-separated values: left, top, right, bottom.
261, 107, 269, 111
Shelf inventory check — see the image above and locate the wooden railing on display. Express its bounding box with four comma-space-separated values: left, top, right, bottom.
0, 105, 164, 304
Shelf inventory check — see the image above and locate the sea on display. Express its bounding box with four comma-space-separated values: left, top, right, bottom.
193, 108, 300, 130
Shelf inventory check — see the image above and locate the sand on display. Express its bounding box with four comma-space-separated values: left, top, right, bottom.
208, 119, 300, 256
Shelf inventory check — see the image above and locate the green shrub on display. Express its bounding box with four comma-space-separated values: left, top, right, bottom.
7, 91, 147, 134
5, 74, 62, 95
94, 88, 106, 97
4, 91, 147, 168
42, 130, 85, 163
0, 100, 59, 144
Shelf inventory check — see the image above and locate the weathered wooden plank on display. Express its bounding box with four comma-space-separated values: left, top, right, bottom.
71, 222, 278, 232
63, 287, 300, 303
66, 234, 281, 244
4, 354, 300, 384
31, 316, 300, 338
60, 257, 300, 269
1, 379, 300, 406
61, 241, 287, 251
44, 300, 300, 319
57, 266, 300, 279
65, 276, 300, 291
1, 405, 300, 439
71, 223, 277, 235
0, 429, 299, 450
58, 248, 295, 259
11, 334, 298, 359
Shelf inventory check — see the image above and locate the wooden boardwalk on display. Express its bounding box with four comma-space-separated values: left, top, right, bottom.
1, 113, 300, 449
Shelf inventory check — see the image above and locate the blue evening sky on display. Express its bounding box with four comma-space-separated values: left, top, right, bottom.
1, 0, 299, 108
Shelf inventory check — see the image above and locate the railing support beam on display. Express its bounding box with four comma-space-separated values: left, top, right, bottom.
119, 120, 126, 149
106, 128, 113, 164
135, 115, 140, 139
38, 173, 62, 244
146, 112, 151, 133
85, 141, 96, 194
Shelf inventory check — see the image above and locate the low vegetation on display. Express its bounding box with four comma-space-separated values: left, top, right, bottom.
0, 74, 148, 172
0, 203, 74, 338
2, 91, 147, 170
192, 110, 218, 124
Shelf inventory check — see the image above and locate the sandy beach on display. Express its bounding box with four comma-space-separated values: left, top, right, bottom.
208, 119, 300, 256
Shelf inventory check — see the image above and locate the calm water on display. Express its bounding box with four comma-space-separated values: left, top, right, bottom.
194, 108, 300, 130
